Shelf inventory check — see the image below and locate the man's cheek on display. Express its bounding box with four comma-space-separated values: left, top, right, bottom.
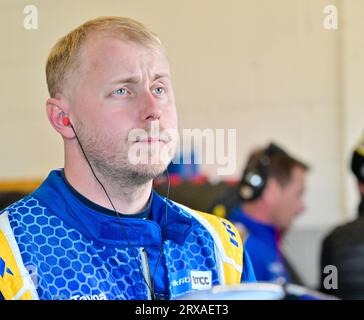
164, 117, 178, 131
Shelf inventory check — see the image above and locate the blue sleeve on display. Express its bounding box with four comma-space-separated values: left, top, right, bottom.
241, 248, 256, 282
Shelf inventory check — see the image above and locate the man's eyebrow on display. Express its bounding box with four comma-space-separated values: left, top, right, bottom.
153, 73, 170, 81
110, 76, 140, 85
109, 73, 170, 85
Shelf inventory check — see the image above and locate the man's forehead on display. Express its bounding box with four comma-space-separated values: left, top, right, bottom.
80, 35, 169, 75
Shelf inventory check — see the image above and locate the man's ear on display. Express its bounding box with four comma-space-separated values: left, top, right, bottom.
46, 97, 74, 139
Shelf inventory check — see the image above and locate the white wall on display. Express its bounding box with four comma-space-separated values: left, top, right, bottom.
340, 0, 364, 220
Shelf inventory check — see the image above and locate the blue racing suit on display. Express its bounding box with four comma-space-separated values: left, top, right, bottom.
228, 206, 289, 283
0, 169, 255, 300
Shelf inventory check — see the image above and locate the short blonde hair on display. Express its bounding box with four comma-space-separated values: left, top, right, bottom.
46, 16, 162, 97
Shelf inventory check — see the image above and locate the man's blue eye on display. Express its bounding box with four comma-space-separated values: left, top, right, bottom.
113, 88, 127, 95
154, 87, 165, 95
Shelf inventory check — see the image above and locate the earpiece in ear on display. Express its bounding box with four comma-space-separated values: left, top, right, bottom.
62, 115, 70, 126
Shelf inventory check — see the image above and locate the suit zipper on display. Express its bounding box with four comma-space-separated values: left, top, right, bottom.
140, 247, 153, 300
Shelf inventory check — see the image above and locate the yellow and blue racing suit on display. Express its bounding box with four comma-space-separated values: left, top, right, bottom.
0, 169, 255, 300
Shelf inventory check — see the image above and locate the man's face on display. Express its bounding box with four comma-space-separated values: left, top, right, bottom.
68, 35, 178, 184
271, 166, 306, 231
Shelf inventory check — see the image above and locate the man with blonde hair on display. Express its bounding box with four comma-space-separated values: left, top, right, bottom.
0, 16, 255, 300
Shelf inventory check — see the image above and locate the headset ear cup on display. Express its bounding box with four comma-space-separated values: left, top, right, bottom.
238, 169, 267, 202
239, 184, 254, 201
238, 145, 277, 202
239, 181, 264, 201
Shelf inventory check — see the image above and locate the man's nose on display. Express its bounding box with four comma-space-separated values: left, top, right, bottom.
140, 91, 162, 121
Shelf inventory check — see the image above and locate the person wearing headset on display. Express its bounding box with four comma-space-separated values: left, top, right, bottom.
213, 143, 308, 284
0, 16, 255, 300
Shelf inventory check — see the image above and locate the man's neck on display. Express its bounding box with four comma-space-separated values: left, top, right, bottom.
241, 201, 272, 225
64, 161, 153, 215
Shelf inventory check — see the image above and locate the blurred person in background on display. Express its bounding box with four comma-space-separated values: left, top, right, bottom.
211, 142, 309, 284
320, 137, 364, 299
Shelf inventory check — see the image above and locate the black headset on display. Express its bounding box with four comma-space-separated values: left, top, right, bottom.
238, 143, 287, 202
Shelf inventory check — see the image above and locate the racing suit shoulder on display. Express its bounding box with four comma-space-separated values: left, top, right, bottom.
0, 209, 38, 300
194, 211, 245, 285
175, 204, 243, 285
